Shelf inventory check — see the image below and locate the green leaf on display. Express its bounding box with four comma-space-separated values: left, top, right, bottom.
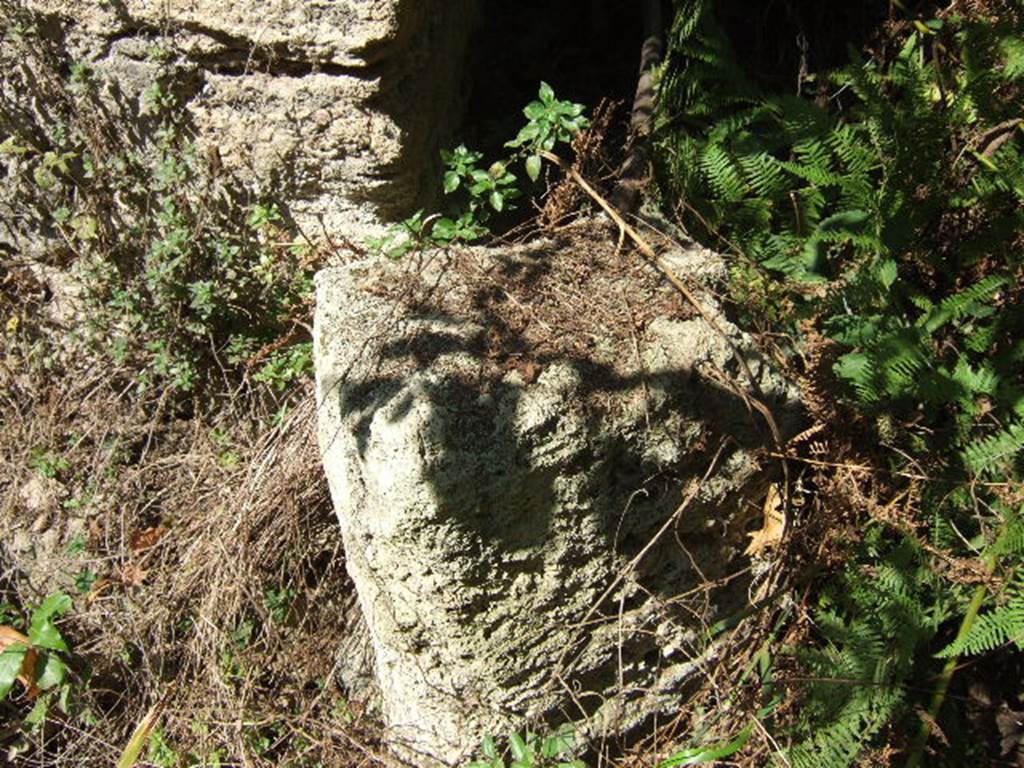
541, 725, 575, 758
509, 733, 528, 762
34, 593, 72, 622
24, 695, 48, 727
490, 190, 504, 212
432, 218, 457, 241
0, 644, 28, 699
816, 209, 871, 236
1001, 35, 1024, 79
58, 681, 74, 712
482, 736, 498, 760
523, 101, 547, 121
443, 171, 460, 194
0, 135, 30, 155
506, 122, 541, 149
877, 259, 898, 290
659, 724, 753, 766
539, 81, 555, 104
35, 652, 67, 690
71, 215, 98, 241
525, 155, 542, 182
29, 593, 72, 652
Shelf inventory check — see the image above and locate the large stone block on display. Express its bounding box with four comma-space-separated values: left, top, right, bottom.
315, 226, 800, 763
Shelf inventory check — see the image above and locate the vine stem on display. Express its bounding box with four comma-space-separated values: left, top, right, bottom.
905, 549, 998, 767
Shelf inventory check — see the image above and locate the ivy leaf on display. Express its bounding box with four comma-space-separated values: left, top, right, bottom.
29, 593, 72, 652
525, 155, 542, 182
35, 652, 67, 690
0, 644, 29, 698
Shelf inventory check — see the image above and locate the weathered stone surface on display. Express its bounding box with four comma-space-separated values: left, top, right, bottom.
7, 0, 476, 242
315, 229, 800, 763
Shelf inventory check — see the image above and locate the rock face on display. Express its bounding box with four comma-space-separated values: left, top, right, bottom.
3, 0, 476, 246
315, 225, 800, 763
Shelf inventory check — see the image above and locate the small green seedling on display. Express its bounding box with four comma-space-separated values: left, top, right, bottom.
29, 448, 69, 479
506, 81, 589, 181
368, 83, 588, 258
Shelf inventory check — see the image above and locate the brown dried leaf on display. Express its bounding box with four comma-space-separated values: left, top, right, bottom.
0, 625, 40, 698
117, 563, 148, 588
744, 483, 786, 556
130, 525, 167, 552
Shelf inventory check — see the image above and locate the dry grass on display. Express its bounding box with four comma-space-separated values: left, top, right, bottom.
0, 319, 384, 766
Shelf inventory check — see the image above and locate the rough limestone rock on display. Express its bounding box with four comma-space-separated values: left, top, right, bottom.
315, 224, 801, 763
4, 0, 476, 248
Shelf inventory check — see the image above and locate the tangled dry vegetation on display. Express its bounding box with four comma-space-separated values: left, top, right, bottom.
1, 316, 385, 766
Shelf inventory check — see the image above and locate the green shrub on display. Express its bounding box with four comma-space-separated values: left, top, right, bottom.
0, 4, 315, 396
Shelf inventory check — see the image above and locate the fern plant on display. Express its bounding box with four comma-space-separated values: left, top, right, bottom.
784, 533, 952, 767
657, 1, 1024, 764
937, 576, 1024, 658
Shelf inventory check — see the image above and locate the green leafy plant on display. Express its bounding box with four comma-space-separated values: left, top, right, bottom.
73, 569, 98, 595
263, 585, 297, 625
29, 448, 69, 479
252, 342, 314, 393
0, 21, 316, 397
506, 81, 589, 179
145, 727, 181, 768
0, 593, 73, 707
368, 82, 589, 258
660, 723, 753, 767
466, 726, 585, 768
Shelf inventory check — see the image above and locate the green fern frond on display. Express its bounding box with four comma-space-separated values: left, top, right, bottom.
828, 124, 880, 176
937, 579, 1024, 657
922, 274, 1009, 333
951, 358, 1000, 397
700, 142, 747, 201
990, 515, 1024, 557
962, 420, 1024, 475
787, 689, 904, 768
738, 152, 787, 199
